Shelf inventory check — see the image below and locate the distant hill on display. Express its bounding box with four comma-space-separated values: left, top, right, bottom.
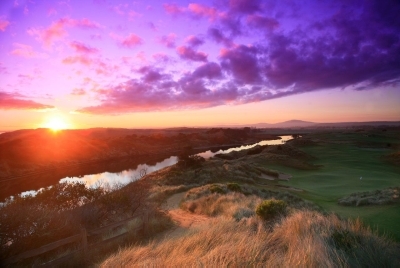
252, 120, 317, 128
215, 120, 400, 129
314, 121, 400, 128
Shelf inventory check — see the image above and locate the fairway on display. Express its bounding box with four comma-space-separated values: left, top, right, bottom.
262, 132, 400, 241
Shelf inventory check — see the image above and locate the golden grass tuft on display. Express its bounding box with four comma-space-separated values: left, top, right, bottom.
100, 192, 400, 267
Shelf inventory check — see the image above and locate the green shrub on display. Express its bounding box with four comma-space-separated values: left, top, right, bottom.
331, 228, 361, 251
256, 199, 287, 220
227, 183, 241, 192
209, 185, 225, 194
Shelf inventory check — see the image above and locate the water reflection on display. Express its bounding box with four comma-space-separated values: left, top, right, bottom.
59, 156, 178, 189
197, 135, 292, 159
8, 136, 292, 198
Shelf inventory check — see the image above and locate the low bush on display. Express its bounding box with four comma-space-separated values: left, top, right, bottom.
256, 199, 287, 220
209, 185, 225, 194
227, 183, 241, 192
247, 145, 265, 155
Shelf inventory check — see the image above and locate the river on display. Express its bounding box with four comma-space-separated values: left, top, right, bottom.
17, 135, 292, 198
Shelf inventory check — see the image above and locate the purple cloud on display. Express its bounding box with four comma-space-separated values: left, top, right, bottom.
159, 33, 177, 48
228, 0, 262, 14
246, 15, 279, 31
75, 0, 400, 115
208, 27, 233, 47
220, 45, 262, 84
138, 66, 166, 83
192, 62, 223, 80
185, 35, 204, 48
163, 3, 184, 16
176, 46, 208, 62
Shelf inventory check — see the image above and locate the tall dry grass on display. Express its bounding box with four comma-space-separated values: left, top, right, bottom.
100, 191, 400, 267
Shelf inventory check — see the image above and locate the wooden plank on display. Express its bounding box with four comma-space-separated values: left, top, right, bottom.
86, 224, 143, 251
4, 213, 145, 265
81, 228, 87, 259
88, 214, 142, 236
4, 234, 82, 264
38, 249, 80, 267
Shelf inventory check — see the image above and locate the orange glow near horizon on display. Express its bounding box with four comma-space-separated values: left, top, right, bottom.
41, 115, 72, 131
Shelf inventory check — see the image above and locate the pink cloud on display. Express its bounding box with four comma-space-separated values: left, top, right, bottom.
73, 18, 101, 29
62, 55, 93, 66
11, 43, 42, 58
70, 41, 98, 54
71, 88, 86, 96
159, 33, 177, 48
152, 53, 170, 62
163, 3, 184, 16
177, 46, 208, 62
27, 18, 101, 47
187, 3, 219, 20
0, 91, 54, 110
0, 19, 10, 31
95, 60, 119, 75
120, 33, 143, 48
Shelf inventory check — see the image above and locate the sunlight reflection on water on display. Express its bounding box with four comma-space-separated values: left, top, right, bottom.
197, 135, 292, 159
12, 136, 292, 198
59, 156, 178, 189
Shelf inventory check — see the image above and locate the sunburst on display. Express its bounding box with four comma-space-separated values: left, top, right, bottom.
43, 116, 70, 131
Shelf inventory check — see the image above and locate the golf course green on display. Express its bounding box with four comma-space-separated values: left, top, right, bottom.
264, 130, 400, 241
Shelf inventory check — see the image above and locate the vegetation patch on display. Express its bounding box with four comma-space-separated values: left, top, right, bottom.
100, 211, 400, 267
331, 228, 361, 251
246, 145, 266, 155
384, 151, 400, 167
338, 187, 400, 206
209, 184, 225, 194
227, 183, 241, 192
256, 199, 287, 220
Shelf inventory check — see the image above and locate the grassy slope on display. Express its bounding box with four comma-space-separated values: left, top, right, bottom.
260, 132, 400, 240
101, 185, 400, 267
99, 131, 400, 266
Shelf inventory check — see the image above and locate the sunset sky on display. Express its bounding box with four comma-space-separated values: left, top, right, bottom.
0, 0, 399, 130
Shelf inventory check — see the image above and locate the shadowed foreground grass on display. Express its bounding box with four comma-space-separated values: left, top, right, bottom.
100, 190, 400, 267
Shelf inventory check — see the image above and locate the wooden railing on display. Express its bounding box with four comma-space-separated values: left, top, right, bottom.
3, 211, 152, 266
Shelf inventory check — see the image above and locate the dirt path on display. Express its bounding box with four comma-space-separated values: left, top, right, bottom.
160, 191, 209, 238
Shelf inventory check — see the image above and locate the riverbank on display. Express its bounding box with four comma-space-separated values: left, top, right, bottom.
0, 128, 282, 200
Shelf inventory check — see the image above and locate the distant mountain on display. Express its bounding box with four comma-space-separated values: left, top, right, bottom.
252, 120, 317, 128
213, 120, 400, 129
314, 121, 400, 127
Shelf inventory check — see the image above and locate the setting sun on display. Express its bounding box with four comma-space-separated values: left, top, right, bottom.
43, 116, 70, 131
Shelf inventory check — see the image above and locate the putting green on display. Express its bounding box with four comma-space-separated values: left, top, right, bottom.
260, 132, 400, 241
